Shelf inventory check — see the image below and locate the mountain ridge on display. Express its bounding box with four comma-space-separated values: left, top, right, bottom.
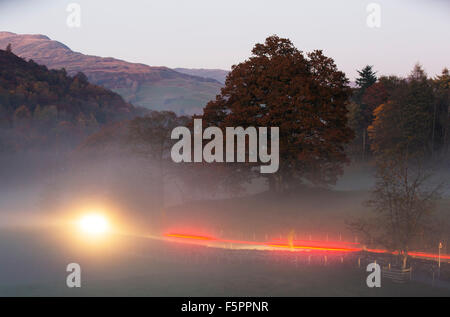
0, 32, 223, 115
174, 68, 229, 84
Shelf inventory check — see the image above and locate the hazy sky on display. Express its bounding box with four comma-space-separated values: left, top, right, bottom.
0, 0, 448, 80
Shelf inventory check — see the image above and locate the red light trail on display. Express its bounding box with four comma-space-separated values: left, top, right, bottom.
409, 251, 450, 260
267, 244, 360, 252
164, 232, 450, 260
165, 233, 216, 241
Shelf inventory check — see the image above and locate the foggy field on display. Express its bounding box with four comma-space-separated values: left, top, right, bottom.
165, 187, 371, 242
1, 127, 449, 298
1, 160, 450, 297
164, 164, 450, 243
1, 228, 450, 297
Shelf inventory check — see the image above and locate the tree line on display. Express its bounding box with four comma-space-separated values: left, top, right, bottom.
348, 64, 449, 161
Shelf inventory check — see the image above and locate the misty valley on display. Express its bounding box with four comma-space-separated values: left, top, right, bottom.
0, 2, 449, 301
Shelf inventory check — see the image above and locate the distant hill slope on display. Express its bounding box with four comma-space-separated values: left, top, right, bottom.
174, 68, 229, 84
0, 32, 222, 115
0, 49, 136, 152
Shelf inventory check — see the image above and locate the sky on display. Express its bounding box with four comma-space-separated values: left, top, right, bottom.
0, 0, 448, 80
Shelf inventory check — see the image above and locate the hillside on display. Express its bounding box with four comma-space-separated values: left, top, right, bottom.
0, 49, 137, 152
0, 32, 222, 115
174, 68, 229, 84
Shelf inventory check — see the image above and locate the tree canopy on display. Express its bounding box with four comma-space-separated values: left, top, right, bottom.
203, 35, 354, 190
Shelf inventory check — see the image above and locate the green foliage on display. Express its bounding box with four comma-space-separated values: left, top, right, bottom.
355, 65, 377, 90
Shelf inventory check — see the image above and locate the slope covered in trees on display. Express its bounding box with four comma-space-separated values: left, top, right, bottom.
0, 48, 138, 152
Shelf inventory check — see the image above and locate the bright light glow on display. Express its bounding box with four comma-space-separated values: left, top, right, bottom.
78, 213, 110, 236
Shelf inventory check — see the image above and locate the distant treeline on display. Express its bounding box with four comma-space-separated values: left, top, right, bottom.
348, 64, 449, 161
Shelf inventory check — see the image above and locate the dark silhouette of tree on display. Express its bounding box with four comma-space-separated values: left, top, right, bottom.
128, 111, 190, 226
350, 157, 442, 269
351, 65, 378, 160
432, 68, 450, 156
355, 65, 377, 90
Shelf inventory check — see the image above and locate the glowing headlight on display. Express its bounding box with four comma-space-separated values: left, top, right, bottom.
78, 213, 109, 235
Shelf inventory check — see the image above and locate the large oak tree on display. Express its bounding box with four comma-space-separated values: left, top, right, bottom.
202, 36, 353, 191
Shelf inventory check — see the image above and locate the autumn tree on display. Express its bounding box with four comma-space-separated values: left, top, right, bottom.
203, 35, 354, 191
361, 82, 388, 118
